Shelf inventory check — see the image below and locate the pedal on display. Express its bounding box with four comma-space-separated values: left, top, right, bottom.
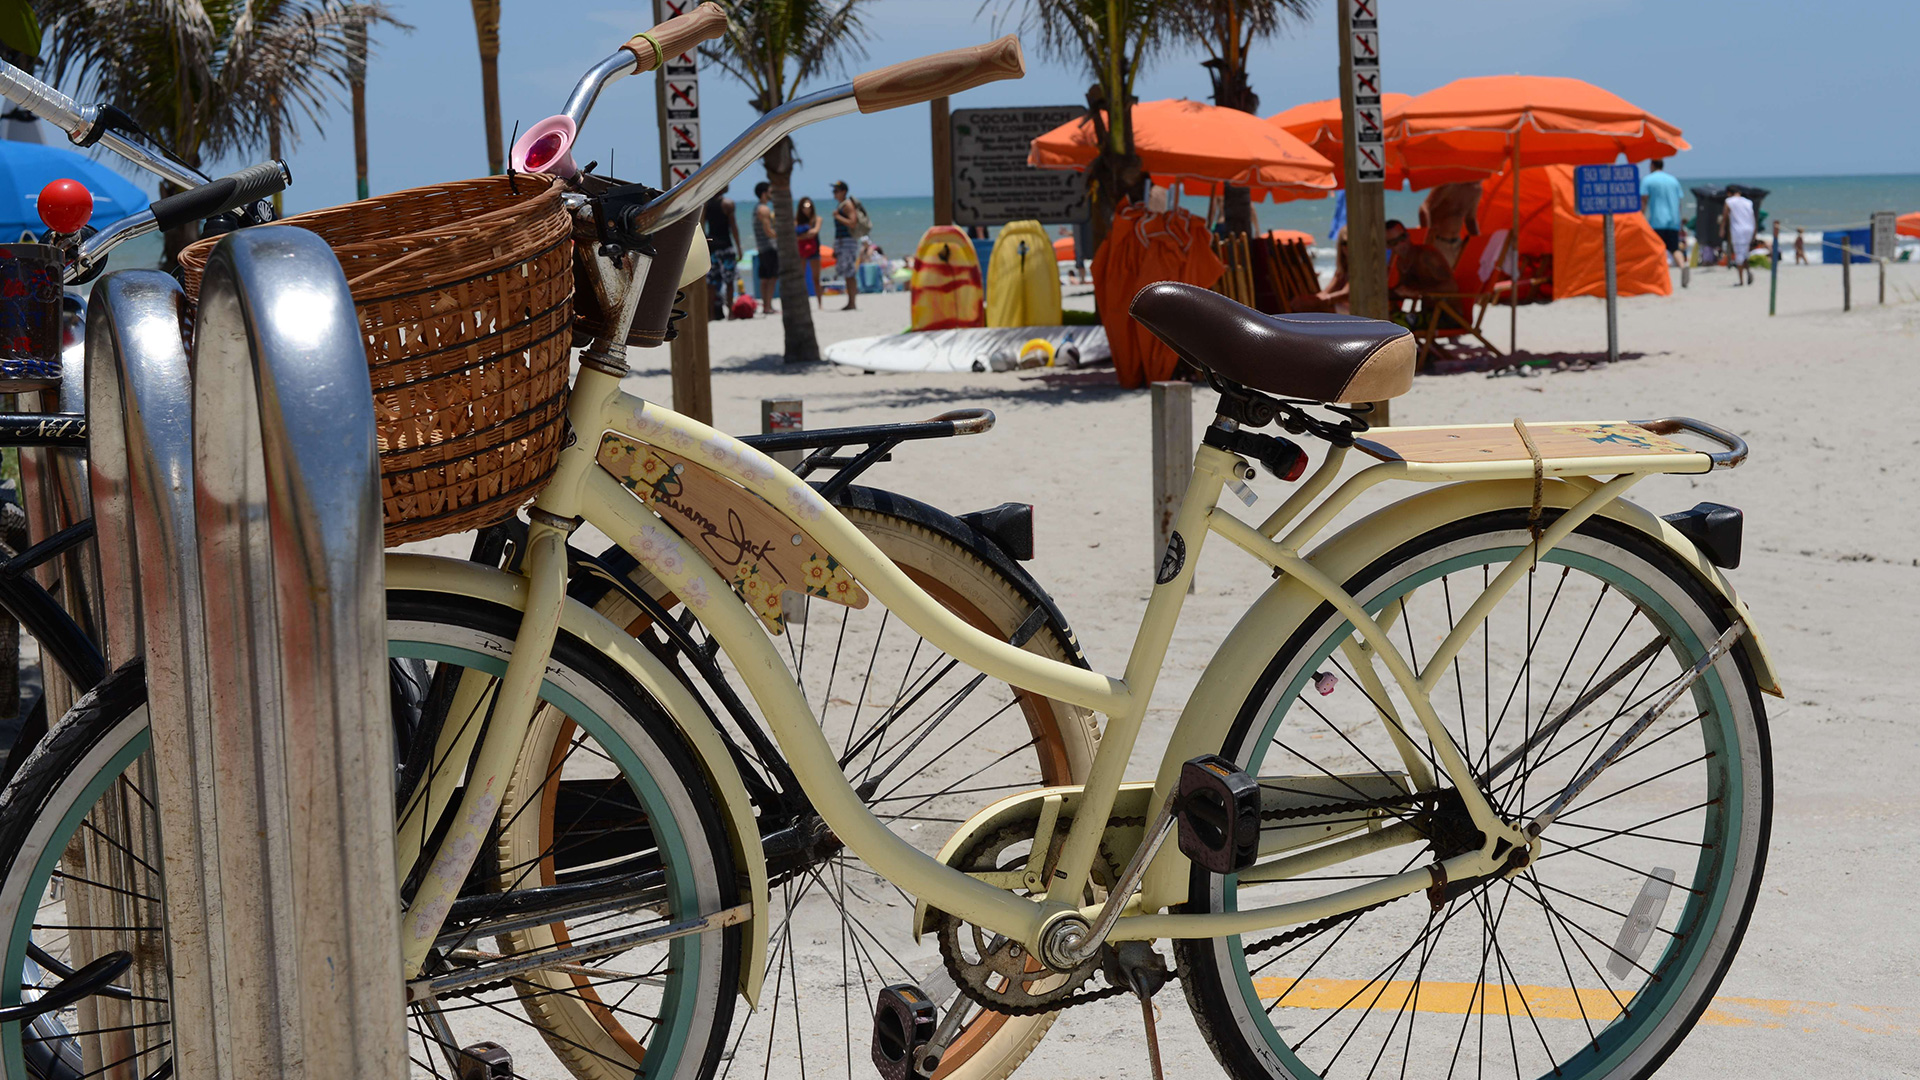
871, 983, 939, 1080
456, 1041, 511, 1080
1177, 755, 1262, 874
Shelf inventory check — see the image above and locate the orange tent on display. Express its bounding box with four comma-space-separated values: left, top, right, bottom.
1899, 212, 1920, 238
1475, 165, 1670, 300
1030, 99, 1335, 200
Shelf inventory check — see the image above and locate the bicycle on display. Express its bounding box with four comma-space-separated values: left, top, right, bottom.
0, 31, 1097, 1080
0, 9, 1776, 1080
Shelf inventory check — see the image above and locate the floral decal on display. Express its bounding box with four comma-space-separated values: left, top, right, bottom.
598, 427, 867, 636
1562, 423, 1694, 455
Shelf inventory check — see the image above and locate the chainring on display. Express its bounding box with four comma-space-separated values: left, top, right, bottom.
928, 821, 1118, 1015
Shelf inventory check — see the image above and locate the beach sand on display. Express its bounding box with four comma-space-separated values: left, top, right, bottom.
452, 259, 1920, 1077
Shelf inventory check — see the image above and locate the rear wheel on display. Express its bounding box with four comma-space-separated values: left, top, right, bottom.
1177, 512, 1771, 1080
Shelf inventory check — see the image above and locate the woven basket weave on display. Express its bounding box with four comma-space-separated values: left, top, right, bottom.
180, 175, 574, 545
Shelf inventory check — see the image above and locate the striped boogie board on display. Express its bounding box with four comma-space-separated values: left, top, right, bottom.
909, 225, 986, 331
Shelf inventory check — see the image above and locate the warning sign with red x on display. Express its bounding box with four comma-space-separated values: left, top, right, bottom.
666, 78, 699, 120
668, 121, 701, 164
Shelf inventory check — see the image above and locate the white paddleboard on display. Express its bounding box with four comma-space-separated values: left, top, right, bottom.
824, 325, 1109, 374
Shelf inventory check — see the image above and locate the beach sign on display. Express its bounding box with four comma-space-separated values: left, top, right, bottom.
951, 106, 1089, 227
1575, 163, 1639, 364
1575, 164, 1641, 216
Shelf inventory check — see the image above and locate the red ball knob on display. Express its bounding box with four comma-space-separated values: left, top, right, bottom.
37, 179, 94, 234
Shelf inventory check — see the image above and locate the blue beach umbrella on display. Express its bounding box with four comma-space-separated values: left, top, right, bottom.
0, 140, 150, 239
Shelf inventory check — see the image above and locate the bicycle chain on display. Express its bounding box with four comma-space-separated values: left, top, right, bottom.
943, 790, 1444, 1017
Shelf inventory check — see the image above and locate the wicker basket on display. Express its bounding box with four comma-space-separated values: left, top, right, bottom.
180, 175, 574, 545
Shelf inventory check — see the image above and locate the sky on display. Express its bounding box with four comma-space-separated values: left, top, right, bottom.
91, 0, 1920, 212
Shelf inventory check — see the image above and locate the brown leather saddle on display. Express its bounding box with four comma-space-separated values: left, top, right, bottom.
1130, 282, 1416, 403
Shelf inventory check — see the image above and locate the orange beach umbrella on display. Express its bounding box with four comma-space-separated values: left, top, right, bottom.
1393, 76, 1689, 176
1899, 212, 1920, 238
1267, 93, 1416, 188
1029, 98, 1335, 200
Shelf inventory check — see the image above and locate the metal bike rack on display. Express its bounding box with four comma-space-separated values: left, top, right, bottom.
87, 226, 405, 1077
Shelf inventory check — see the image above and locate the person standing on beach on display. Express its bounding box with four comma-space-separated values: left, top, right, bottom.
1639, 159, 1684, 267
1794, 228, 1808, 265
1721, 185, 1757, 286
703, 185, 742, 318
753, 181, 779, 315
831, 179, 864, 311
795, 196, 824, 309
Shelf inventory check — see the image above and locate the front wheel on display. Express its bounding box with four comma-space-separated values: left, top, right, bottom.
1177, 511, 1772, 1080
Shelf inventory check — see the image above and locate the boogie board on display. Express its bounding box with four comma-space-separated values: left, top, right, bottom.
986, 220, 1062, 328
823, 325, 1108, 374
909, 225, 986, 330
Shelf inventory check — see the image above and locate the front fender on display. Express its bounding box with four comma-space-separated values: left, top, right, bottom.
1138, 478, 1780, 911
386, 554, 770, 1006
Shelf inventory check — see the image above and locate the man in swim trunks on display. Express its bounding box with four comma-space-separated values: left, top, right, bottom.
831, 179, 863, 311
1639, 159, 1683, 267
753, 181, 779, 314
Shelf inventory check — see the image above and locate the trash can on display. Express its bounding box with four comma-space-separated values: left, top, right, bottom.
1821, 227, 1871, 264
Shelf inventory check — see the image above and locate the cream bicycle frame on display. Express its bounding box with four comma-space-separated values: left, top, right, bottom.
392, 344, 1779, 978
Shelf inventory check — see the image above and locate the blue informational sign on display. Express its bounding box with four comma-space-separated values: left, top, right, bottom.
1575, 164, 1642, 215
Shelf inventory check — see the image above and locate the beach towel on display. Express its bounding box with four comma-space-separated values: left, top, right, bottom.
1092, 200, 1225, 388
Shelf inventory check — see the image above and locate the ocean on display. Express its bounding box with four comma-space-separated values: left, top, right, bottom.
853, 172, 1920, 271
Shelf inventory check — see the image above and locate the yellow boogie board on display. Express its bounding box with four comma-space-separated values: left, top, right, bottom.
986, 220, 1062, 328
909, 225, 986, 331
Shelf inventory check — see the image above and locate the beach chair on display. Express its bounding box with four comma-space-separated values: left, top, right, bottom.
1399, 231, 1545, 370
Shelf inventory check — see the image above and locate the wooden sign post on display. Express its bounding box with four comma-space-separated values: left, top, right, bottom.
655, 0, 714, 424
932, 97, 954, 227
1339, 0, 1390, 426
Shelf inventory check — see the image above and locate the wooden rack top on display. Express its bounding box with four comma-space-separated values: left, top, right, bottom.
1354, 421, 1701, 465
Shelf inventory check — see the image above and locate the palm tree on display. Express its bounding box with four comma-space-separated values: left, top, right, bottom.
469, 0, 502, 175
1171, 0, 1312, 237
36, 0, 402, 262
701, 0, 873, 364
996, 0, 1170, 254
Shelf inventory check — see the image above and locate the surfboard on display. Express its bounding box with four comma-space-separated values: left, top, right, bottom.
823, 325, 1109, 374
909, 225, 985, 331
986, 220, 1063, 328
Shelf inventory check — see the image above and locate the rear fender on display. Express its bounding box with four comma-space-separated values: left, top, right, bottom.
1138, 478, 1779, 911
386, 554, 770, 1005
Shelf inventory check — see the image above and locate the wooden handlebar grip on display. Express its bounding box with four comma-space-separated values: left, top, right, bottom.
851, 35, 1025, 114
623, 2, 729, 72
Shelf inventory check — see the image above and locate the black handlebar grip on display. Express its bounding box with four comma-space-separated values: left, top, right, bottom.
149, 161, 291, 233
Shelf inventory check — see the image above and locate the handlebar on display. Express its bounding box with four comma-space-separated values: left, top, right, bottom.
622, 2, 729, 74
1635, 417, 1749, 469
619, 35, 1027, 238
852, 36, 1025, 114
0, 59, 210, 190
70, 161, 291, 281
561, 1, 730, 130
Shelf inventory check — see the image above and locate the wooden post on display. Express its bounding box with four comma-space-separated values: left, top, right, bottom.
1879, 258, 1886, 305
1842, 235, 1851, 311
1508, 137, 1521, 355
1768, 221, 1779, 316
470, 0, 504, 175
1150, 382, 1193, 591
673, 279, 713, 423
656, 0, 712, 422
932, 97, 954, 228
1337, 0, 1390, 426
762, 398, 806, 624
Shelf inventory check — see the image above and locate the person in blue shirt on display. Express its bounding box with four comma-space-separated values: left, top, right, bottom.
1640, 159, 1684, 266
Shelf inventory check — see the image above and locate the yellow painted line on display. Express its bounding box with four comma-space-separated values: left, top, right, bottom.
1252, 978, 1920, 1035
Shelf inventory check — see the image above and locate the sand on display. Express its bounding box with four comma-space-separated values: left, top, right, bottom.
445, 259, 1920, 1077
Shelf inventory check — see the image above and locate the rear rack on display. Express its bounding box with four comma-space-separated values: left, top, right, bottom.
739, 408, 995, 498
